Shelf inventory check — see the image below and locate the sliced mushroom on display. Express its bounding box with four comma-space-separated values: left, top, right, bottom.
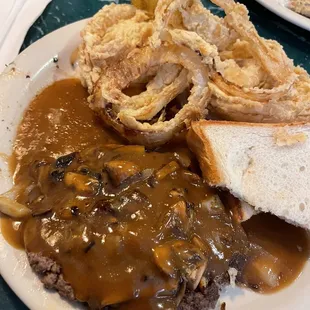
64, 172, 101, 196
59, 206, 76, 220
221, 193, 257, 223
55, 152, 77, 168
104, 168, 154, 197
28, 159, 53, 180
97, 190, 150, 219
77, 166, 102, 181
201, 195, 225, 216
102, 144, 123, 149
154, 240, 207, 290
171, 240, 207, 290
173, 151, 191, 168
154, 243, 178, 278
104, 160, 140, 186
181, 170, 201, 186
169, 188, 186, 198
192, 235, 208, 254
155, 161, 180, 181
0, 196, 31, 218
50, 169, 65, 183
31, 203, 54, 217
175, 201, 194, 226
27, 186, 44, 204
157, 201, 193, 240
243, 250, 286, 291
175, 281, 186, 307
37, 164, 52, 194
114, 145, 145, 154
80, 146, 106, 161
185, 262, 207, 290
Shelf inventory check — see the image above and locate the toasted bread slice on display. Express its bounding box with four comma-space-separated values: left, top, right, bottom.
187, 120, 310, 229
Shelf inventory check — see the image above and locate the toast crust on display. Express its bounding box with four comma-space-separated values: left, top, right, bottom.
187, 120, 310, 186
187, 122, 224, 185
187, 120, 310, 230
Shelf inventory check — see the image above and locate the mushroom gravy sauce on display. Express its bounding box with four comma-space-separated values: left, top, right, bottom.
1, 79, 309, 309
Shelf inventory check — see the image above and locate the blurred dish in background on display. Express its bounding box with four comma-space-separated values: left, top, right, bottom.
255, 0, 310, 31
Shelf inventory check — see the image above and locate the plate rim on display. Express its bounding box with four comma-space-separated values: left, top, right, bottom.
0, 19, 88, 310
255, 0, 310, 31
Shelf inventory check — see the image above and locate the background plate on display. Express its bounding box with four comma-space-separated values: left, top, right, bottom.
255, 0, 310, 31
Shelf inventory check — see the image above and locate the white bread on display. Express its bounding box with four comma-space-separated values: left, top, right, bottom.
187, 120, 310, 229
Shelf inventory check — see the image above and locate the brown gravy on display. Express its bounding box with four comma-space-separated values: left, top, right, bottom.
242, 213, 309, 293
1, 218, 24, 249
2, 79, 309, 309
12, 79, 121, 168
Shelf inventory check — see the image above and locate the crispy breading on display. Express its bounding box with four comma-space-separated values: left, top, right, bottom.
79, 0, 310, 146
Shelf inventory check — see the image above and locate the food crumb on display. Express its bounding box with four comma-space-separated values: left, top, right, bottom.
220, 302, 226, 310
274, 128, 307, 146
228, 267, 238, 288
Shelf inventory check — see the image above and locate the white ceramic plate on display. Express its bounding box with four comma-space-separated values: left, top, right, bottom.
255, 0, 310, 31
0, 20, 310, 310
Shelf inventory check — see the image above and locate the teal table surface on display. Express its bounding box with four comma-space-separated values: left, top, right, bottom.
1, 0, 310, 309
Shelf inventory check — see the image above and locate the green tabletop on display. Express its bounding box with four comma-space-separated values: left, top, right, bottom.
1, 0, 310, 309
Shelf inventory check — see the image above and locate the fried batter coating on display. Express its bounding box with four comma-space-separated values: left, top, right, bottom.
79, 0, 310, 146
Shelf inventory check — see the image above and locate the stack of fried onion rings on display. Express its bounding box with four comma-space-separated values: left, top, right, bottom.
79, 0, 310, 147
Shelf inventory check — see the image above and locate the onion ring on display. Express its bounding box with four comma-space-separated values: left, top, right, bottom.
151, 0, 296, 97
151, 0, 236, 51
91, 44, 210, 147
212, 0, 296, 85
79, 4, 151, 93
205, 0, 310, 123
79, 0, 310, 145
210, 67, 310, 123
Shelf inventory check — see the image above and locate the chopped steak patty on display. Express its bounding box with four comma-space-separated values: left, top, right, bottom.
27, 252, 75, 301
27, 252, 235, 309
178, 273, 230, 310
178, 282, 220, 310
